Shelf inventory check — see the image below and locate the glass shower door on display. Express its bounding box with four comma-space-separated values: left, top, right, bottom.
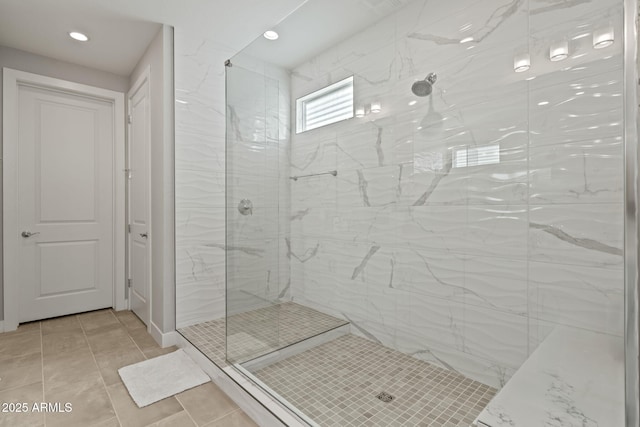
225, 64, 282, 364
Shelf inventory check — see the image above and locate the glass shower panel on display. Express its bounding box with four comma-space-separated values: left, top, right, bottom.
225, 64, 282, 364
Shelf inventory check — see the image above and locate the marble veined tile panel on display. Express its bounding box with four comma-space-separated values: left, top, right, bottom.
398, 0, 528, 74
462, 304, 529, 369
291, 173, 338, 210
464, 256, 527, 316
330, 206, 412, 246
290, 134, 337, 175
175, 170, 225, 208
176, 207, 225, 247
529, 0, 621, 34
529, 203, 624, 269
529, 261, 624, 336
175, 244, 225, 286
336, 165, 404, 208
402, 206, 468, 254
335, 117, 398, 172
388, 247, 466, 301
529, 136, 623, 204
465, 205, 528, 259
176, 280, 225, 329
529, 68, 623, 148
406, 153, 468, 206
465, 148, 529, 205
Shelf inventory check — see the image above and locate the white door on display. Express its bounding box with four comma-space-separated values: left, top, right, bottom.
128, 71, 151, 325
11, 77, 117, 322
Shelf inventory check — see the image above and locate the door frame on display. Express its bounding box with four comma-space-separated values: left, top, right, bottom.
127, 66, 152, 326
2, 68, 126, 331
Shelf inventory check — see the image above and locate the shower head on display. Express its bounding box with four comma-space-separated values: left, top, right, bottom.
411, 73, 437, 97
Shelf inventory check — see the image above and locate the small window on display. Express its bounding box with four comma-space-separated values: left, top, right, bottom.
453, 144, 500, 168
296, 76, 354, 133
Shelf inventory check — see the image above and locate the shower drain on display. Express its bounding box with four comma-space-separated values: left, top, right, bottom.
376, 392, 395, 403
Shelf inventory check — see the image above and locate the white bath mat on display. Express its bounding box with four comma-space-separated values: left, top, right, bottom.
118, 349, 209, 407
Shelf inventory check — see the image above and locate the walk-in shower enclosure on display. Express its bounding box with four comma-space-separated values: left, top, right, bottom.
181, 0, 638, 424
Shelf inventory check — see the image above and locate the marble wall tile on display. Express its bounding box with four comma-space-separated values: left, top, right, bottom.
175, 170, 226, 208
290, 134, 337, 175
529, 136, 623, 204
401, 206, 468, 254
407, 154, 468, 206
176, 281, 225, 328
528, 203, 624, 268
336, 118, 397, 171
290, 207, 336, 241
336, 165, 405, 208
462, 304, 529, 369
529, 262, 624, 336
529, 68, 623, 148
176, 245, 225, 287
390, 248, 466, 301
464, 256, 528, 315
529, 0, 621, 35
465, 205, 528, 259
291, 174, 338, 211
398, 291, 467, 354
176, 208, 225, 246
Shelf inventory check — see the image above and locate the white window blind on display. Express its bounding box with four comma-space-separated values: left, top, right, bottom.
453, 144, 500, 168
296, 76, 354, 133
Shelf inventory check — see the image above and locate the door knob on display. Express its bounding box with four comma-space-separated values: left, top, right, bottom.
21, 231, 40, 238
140, 233, 148, 238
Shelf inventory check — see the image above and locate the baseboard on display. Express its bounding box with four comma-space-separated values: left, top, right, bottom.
175, 333, 308, 427
148, 322, 179, 348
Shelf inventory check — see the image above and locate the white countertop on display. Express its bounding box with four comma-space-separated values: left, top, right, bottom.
475, 326, 625, 427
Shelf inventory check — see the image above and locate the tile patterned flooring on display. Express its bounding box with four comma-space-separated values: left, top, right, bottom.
0, 309, 256, 427
178, 302, 349, 367
254, 335, 496, 427
179, 302, 495, 427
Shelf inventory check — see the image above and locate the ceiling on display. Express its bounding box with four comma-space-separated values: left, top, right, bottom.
0, 0, 307, 76
240, 0, 414, 69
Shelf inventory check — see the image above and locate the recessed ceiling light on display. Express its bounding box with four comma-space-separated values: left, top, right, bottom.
69, 31, 89, 42
263, 30, 279, 41
460, 37, 474, 44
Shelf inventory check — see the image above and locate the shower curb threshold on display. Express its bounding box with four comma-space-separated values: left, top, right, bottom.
175, 332, 309, 427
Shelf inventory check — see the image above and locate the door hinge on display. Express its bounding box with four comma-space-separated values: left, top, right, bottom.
128, 278, 132, 288
128, 224, 131, 233
128, 114, 132, 124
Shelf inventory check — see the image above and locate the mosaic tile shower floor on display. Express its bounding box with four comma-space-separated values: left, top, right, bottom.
254, 334, 496, 427
179, 302, 496, 426
178, 302, 348, 367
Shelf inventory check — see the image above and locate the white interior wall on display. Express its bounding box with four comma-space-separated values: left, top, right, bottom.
128, 25, 176, 334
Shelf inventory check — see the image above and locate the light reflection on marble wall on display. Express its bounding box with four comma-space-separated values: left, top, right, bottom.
175, 32, 233, 329
174, 29, 292, 327
289, 0, 624, 388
